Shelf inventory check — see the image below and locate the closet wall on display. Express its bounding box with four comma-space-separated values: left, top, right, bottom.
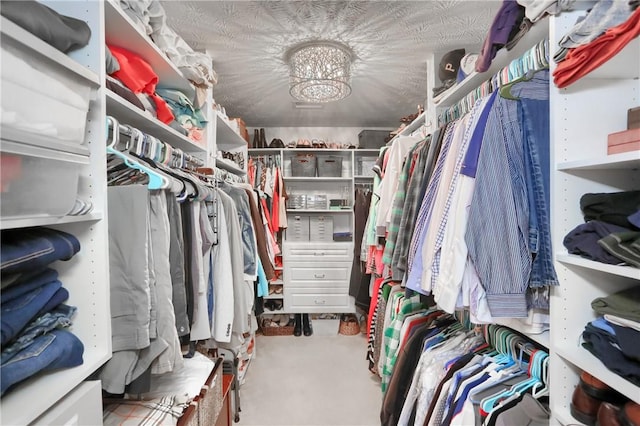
248, 126, 393, 147
548, 9, 640, 425
1, 1, 246, 424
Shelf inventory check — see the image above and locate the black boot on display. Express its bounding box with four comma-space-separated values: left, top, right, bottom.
293, 314, 302, 337
252, 129, 260, 148
259, 128, 267, 148
303, 314, 313, 336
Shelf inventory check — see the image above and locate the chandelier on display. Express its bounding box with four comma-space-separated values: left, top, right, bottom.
286, 41, 353, 103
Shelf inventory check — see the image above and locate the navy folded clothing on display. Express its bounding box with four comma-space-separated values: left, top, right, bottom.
1, 228, 80, 275
563, 220, 629, 264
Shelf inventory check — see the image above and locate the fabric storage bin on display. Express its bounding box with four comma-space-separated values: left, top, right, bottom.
0, 140, 87, 218
309, 215, 333, 242
356, 157, 377, 176
1, 39, 92, 145
291, 154, 316, 177
317, 155, 343, 177
358, 130, 389, 148
287, 215, 310, 242
306, 194, 327, 210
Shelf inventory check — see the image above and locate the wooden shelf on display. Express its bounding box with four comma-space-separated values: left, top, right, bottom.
556, 253, 640, 280
106, 90, 206, 153
555, 343, 640, 404
104, 0, 194, 98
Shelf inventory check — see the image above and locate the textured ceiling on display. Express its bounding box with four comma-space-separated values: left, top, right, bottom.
161, 1, 500, 128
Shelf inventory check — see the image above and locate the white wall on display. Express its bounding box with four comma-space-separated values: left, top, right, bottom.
248, 127, 393, 148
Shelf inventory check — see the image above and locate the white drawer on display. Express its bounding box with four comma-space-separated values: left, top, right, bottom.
287, 264, 351, 288
284, 242, 352, 261
30, 381, 102, 426
287, 293, 350, 309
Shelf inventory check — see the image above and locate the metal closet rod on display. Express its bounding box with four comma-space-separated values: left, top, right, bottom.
108, 116, 204, 169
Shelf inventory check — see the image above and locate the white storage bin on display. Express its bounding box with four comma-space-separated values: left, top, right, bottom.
0, 140, 88, 218
1, 38, 92, 145
287, 215, 310, 242
310, 215, 333, 242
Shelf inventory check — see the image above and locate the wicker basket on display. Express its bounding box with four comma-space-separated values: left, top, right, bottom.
339, 314, 360, 336
262, 324, 294, 336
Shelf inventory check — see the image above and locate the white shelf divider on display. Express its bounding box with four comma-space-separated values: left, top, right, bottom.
0, 17, 99, 87
104, 0, 194, 97
216, 115, 248, 151
0, 212, 103, 230
106, 91, 206, 153
555, 343, 640, 404
215, 157, 246, 176
557, 151, 640, 171
434, 19, 549, 107
556, 253, 640, 280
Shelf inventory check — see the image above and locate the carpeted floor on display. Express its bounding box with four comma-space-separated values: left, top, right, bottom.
236, 333, 382, 426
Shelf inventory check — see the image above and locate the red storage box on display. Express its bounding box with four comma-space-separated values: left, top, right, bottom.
607, 128, 640, 155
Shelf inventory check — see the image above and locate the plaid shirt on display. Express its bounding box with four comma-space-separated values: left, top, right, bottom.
381, 292, 426, 393
382, 141, 422, 269
393, 130, 442, 275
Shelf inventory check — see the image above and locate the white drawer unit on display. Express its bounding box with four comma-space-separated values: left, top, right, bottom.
287, 263, 350, 288
284, 242, 352, 262
285, 292, 351, 312
309, 215, 333, 242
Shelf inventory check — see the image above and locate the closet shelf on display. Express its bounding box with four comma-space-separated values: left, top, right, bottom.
283, 177, 353, 182
0, 17, 99, 87
433, 18, 549, 107
555, 343, 640, 404
557, 152, 640, 171
263, 294, 284, 300
553, 406, 579, 426
399, 111, 428, 136
580, 37, 639, 80
270, 280, 284, 285
354, 175, 375, 179
104, 0, 194, 98
215, 157, 246, 176
556, 253, 640, 280
106, 90, 206, 153
0, 212, 103, 230
286, 209, 352, 213
0, 348, 110, 425
216, 115, 248, 151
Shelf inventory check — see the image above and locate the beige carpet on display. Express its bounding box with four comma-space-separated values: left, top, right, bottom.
236, 333, 382, 426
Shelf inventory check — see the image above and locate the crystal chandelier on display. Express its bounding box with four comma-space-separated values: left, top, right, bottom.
286, 41, 353, 103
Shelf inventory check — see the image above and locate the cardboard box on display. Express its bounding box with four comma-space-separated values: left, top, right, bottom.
628, 106, 640, 130
607, 128, 640, 155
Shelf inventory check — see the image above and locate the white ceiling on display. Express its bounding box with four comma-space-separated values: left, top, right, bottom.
161, 1, 501, 128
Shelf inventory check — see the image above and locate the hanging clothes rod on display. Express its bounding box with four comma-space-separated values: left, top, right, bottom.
438, 39, 549, 126
107, 115, 205, 170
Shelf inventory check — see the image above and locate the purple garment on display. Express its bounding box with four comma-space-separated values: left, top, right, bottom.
629, 210, 640, 229
563, 220, 630, 264
476, 0, 526, 72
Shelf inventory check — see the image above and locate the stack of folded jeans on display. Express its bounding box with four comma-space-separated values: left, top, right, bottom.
0, 227, 84, 396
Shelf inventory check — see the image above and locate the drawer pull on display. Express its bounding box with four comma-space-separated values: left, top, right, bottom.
314, 299, 326, 305
314, 273, 325, 278
314, 252, 326, 256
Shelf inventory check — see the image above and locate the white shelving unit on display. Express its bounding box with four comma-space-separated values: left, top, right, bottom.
548, 10, 640, 424
0, 2, 111, 424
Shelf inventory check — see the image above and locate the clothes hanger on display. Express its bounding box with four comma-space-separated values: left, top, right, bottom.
106, 117, 168, 190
